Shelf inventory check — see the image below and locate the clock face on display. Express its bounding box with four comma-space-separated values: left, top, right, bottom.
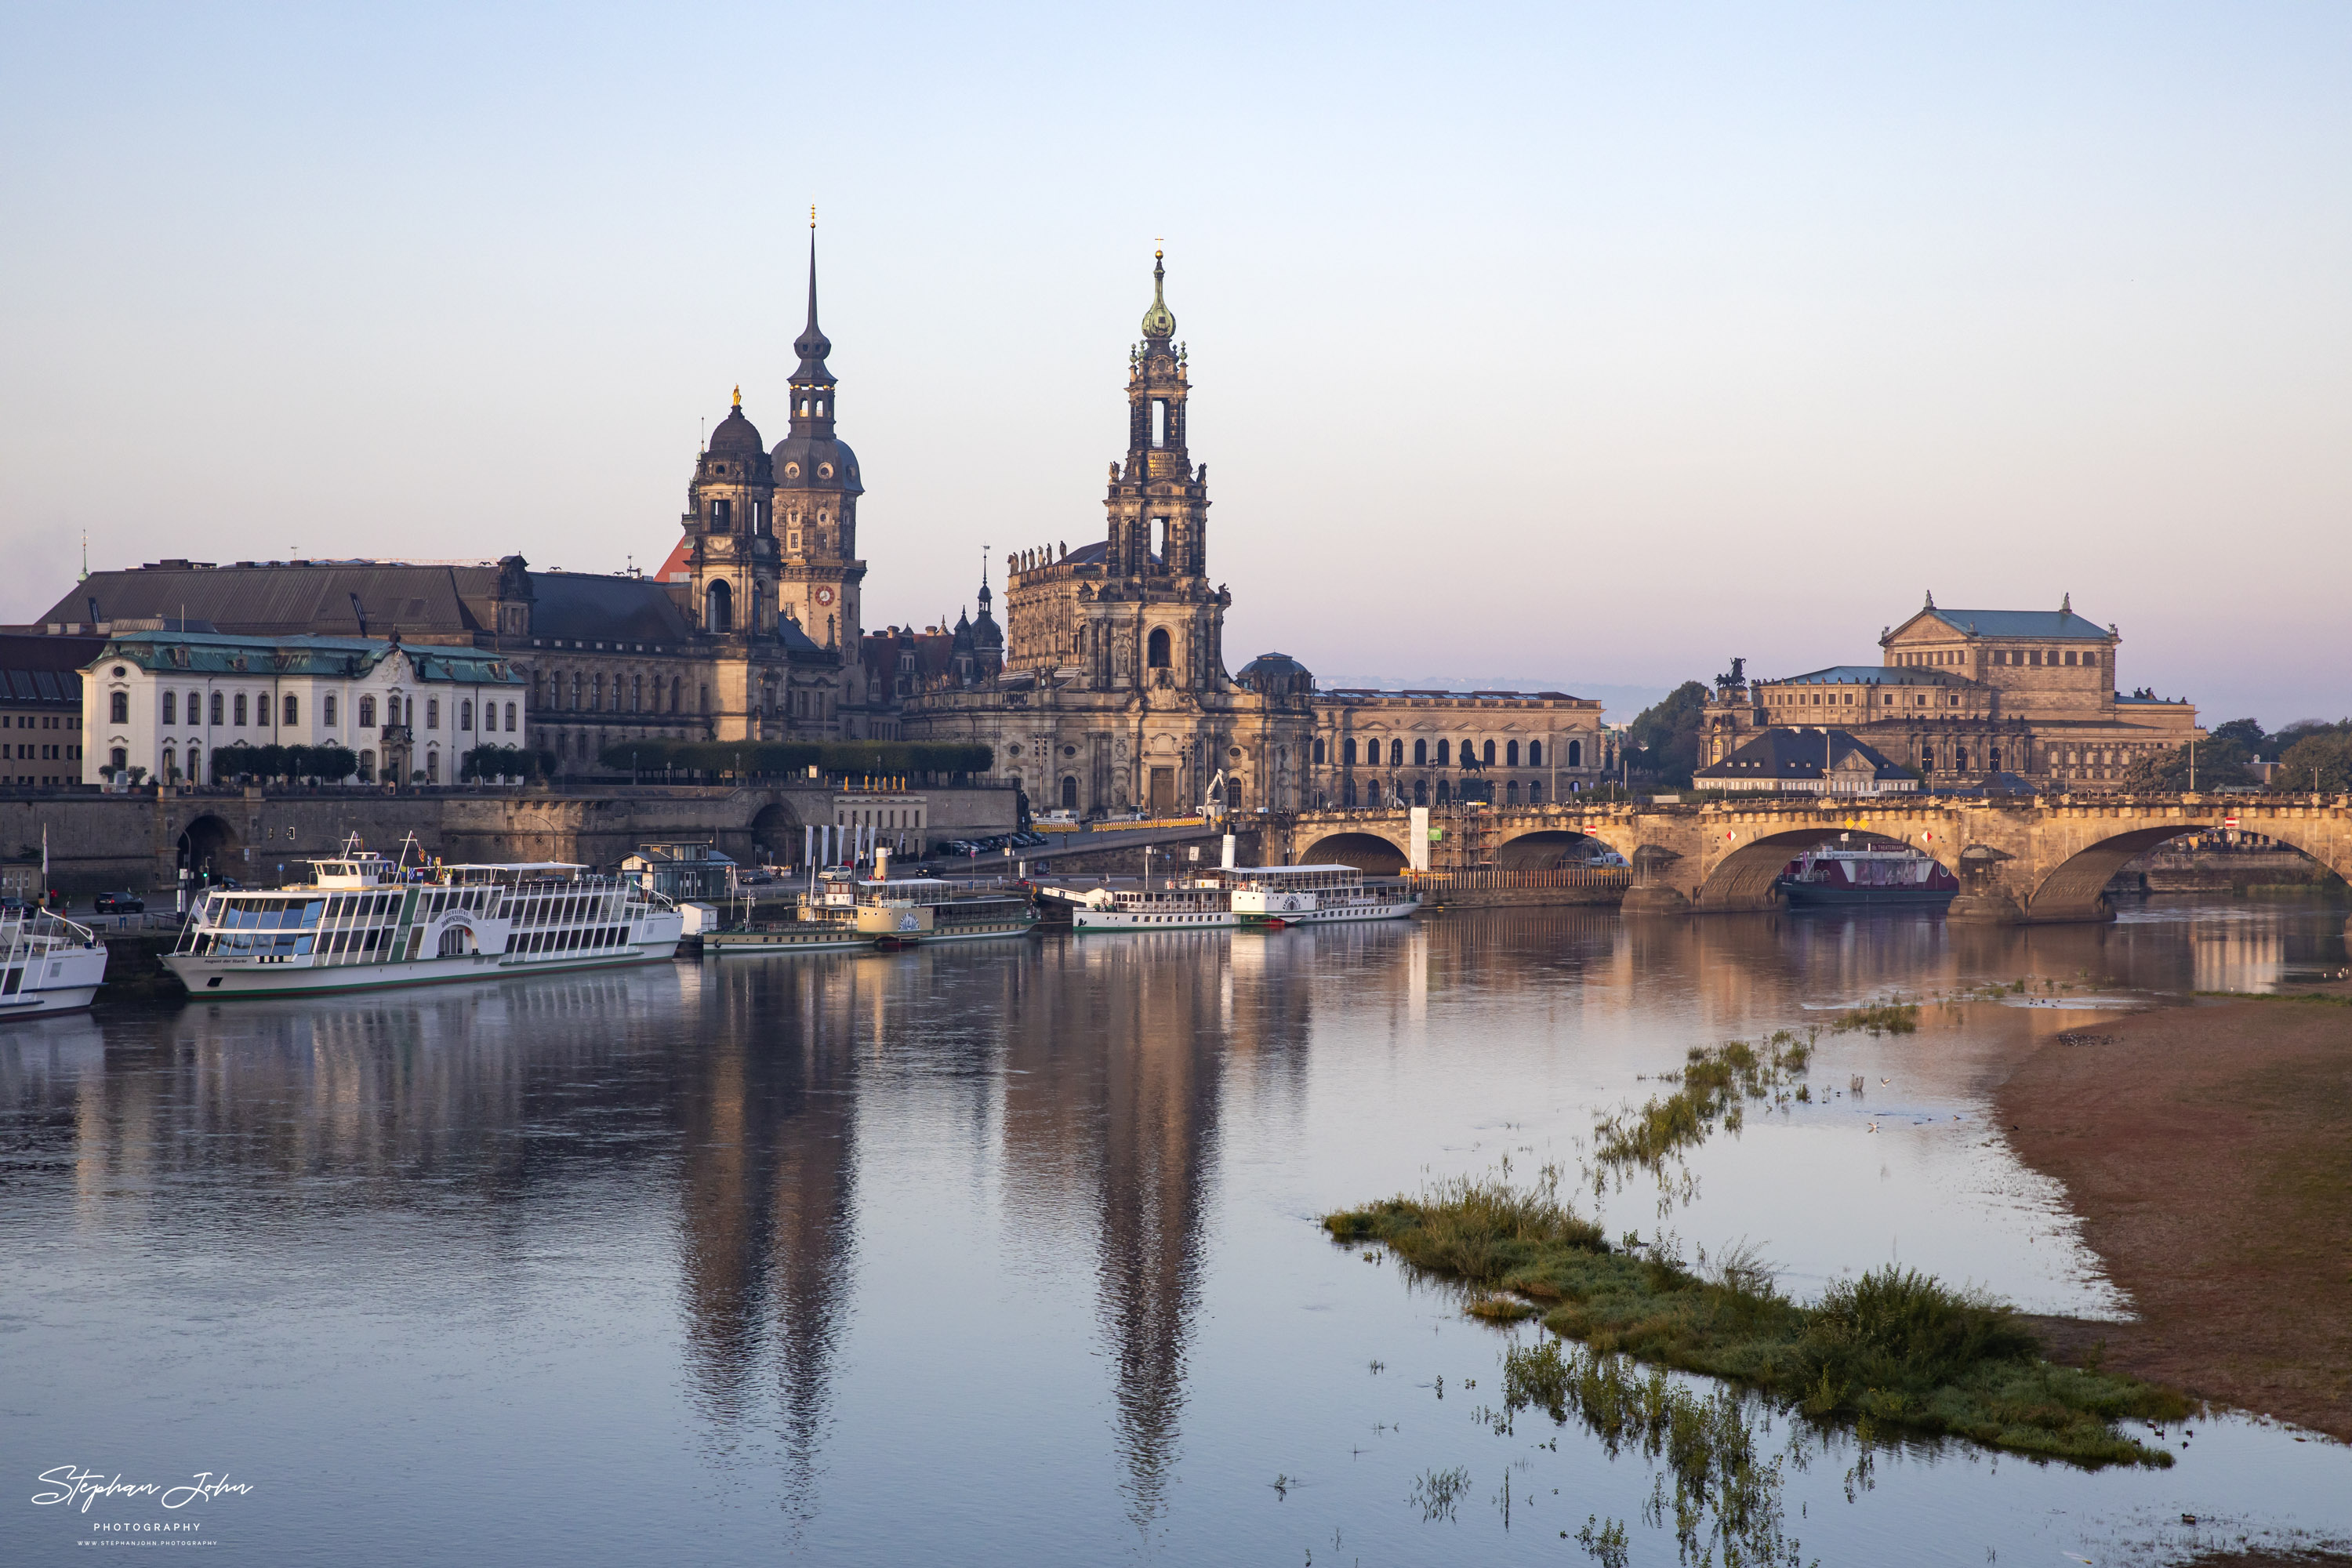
815, 586, 836, 606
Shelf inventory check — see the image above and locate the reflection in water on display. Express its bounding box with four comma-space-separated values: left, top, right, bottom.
673, 960, 860, 1522
2, 895, 2345, 1566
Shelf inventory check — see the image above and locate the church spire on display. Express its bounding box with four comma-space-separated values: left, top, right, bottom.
788, 219, 837, 439
1140, 249, 1176, 340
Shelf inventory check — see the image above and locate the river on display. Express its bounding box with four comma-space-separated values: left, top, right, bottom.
3, 896, 2347, 1564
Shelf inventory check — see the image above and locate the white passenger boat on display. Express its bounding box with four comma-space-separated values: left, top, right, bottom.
1060, 863, 1421, 933
705, 873, 1038, 955
1, 909, 109, 1018
166, 841, 684, 998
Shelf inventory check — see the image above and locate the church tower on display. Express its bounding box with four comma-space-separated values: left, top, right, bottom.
681, 387, 779, 637
1106, 252, 1210, 580
771, 222, 867, 681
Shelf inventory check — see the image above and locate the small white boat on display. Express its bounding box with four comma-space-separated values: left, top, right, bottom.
165, 839, 684, 999
0, 909, 108, 1018
1060, 864, 1421, 933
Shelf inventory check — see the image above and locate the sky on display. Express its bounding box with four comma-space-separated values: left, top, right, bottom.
2, 4, 2346, 728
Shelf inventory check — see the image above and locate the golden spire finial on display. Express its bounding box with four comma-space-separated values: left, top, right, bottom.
810, 204, 817, 230
731, 384, 742, 408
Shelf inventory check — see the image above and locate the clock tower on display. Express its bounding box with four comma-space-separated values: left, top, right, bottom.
771, 223, 866, 688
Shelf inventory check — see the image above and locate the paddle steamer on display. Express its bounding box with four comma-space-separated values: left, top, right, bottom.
166, 840, 684, 997
1056, 863, 1421, 933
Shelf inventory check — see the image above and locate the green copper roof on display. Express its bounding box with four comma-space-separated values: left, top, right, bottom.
1140, 252, 1176, 339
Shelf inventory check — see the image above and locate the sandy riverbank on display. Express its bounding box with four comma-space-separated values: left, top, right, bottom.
1998, 994, 2352, 1442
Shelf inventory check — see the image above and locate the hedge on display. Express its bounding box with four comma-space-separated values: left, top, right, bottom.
209, 744, 360, 783
595, 739, 993, 778
460, 745, 557, 781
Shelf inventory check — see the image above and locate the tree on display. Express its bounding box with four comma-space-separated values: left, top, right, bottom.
2121, 737, 2254, 793
2208, 717, 2267, 753
1624, 681, 1711, 787
2275, 729, 2352, 793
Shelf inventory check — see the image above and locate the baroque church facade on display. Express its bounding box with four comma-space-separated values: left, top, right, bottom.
887, 256, 1612, 818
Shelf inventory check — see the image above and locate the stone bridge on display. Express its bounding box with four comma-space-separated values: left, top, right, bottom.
1265, 794, 2352, 925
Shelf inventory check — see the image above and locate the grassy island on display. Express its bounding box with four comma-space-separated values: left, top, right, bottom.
1325, 1180, 2187, 1467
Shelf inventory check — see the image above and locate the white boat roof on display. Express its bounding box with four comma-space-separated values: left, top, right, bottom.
1226, 864, 1365, 875
439, 862, 588, 873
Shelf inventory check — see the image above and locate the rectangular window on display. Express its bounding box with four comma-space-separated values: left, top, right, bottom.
283, 695, 298, 727
459, 701, 473, 731
426, 699, 440, 729
233, 693, 248, 726
505, 702, 516, 731
211, 692, 225, 724
325, 695, 338, 726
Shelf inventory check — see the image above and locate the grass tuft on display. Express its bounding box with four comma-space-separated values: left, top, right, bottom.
1831, 1001, 1920, 1035
1327, 1181, 2186, 1467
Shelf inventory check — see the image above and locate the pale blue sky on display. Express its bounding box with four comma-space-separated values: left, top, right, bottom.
3, 4, 2345, 725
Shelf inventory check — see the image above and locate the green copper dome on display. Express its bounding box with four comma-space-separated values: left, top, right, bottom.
1140, 251, 1176, 339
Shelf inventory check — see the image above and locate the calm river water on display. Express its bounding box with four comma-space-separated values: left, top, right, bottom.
4, 897, 2348, 1565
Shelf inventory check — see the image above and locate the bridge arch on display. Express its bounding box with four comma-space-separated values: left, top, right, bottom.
2021, 819, 2351, 921
1300, 829, 1410, 876
1693, 828, 1951, 912
1490, 828, 1621, 871
176, 813, 240, 882
750, 800, 802, 863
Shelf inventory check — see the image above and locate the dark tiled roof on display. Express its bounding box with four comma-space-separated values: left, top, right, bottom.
527, 572, 696, 643
0, 633, 106, 707
49, 563, 499, 640
1696, 727, 1904, 781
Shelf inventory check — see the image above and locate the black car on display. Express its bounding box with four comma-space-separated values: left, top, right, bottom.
94, 891, 146, 914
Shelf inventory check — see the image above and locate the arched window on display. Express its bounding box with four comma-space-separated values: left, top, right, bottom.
161, 747, 176, 782
1061, 776, 1079, 811
669, 678, 681, 713
504, 702, 517, 731
425, 750, 440, 784
1147, 627, 1171, 668
1312, 739, 1326, 764
1989, 746, 2002, 771
109, 691, 129, 723
590, 675, 603, 711
1527, 741, 1541, 766
1507, 780, 1520, 804
210, 691, 225, 725
233, 694, 248, 727
1566, 739, 1581, 768
359, 696, 376, 728
1504, 740, 1518, 767
459, 701, 472, 731
187, 745, 201, 782
108, 746, 128, 775
1436, 739, 1450, 765
1388, 739, 1404, 768
1483, 739, 1497, 766
1341, 778, 1356, 807
1529, 780, 1544, 804
1341, 738, 1356, 766
162, 691, 176, 725
188, 690, 202, 724
1413, 779, 1428, 805
1413, 739, 1427, 766
283, 695, 299, 728
1436, 779, 1451, 804
632, 676, 643, 713
426, 699, 439, 730
706, 579, 733, 633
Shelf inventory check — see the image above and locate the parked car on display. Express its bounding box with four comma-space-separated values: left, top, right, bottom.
94, 891, 146, 914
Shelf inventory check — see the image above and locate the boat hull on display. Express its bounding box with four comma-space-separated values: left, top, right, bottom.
0, 983, 103, 1018
1073, 898, 1421, 932
165, 942, 682, 998
708, 914, 1039, 955
1776, 880, 1955, 908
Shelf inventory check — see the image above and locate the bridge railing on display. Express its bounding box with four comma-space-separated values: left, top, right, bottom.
1405, 867, 1633, 891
